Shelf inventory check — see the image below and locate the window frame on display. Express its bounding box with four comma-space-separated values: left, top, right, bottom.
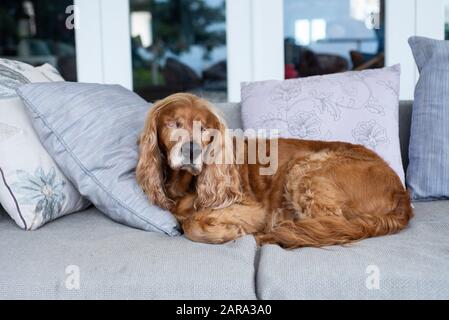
74, 0, 444, 101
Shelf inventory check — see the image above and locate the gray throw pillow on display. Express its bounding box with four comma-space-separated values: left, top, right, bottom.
17, 82, 180, 235
407, 36, 449, 200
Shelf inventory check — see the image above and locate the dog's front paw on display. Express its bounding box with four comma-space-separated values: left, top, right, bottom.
183, 216, 244, 244
254, 233, 277, 247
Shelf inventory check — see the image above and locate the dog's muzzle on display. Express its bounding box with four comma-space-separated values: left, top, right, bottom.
181, 141, 202, 165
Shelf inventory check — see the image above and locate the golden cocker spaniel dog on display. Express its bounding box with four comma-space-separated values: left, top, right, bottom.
136, 93, 412, 248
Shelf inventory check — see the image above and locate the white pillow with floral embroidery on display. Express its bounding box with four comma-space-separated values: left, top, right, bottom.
241, 65, 404, 183
0, 59, 88, 230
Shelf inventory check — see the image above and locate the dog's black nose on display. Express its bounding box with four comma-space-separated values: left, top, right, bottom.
181, 141, 202, 163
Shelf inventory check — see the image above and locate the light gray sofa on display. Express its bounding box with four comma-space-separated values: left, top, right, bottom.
1, 101, 449, 300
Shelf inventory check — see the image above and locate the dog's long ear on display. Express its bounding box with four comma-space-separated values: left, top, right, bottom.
136, 100, 174, 210
195, 108, 243, 210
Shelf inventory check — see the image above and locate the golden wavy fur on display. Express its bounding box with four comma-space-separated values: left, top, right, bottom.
137, 93, 413, 248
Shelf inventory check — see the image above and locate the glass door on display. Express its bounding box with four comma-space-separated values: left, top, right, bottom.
283, 0, 385, 80
129, 0, 227, 102
0, 0, 77, 81
57, 0, 444, 101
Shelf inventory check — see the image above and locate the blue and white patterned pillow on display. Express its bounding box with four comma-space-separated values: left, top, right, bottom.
407, 37, 449, 200
0, 59, 89, 230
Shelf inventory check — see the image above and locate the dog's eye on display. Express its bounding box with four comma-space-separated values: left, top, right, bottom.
167, 121, 181, 129
201, 125, 209, 132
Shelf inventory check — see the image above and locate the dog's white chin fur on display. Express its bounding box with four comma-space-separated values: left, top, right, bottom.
169, 147, 203, 175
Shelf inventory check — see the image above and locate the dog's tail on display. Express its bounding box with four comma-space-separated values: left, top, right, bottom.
260, 192, 413, 249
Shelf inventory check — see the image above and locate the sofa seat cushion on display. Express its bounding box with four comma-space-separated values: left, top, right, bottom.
0, 208, 257, 300
256, 201, 449, 300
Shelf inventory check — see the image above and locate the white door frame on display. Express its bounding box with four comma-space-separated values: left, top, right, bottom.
74, 0, 445, 101
227, 0, 284, 102
74, 0, 103, 84
386, 0, 444, 100
75, 0, 132, 89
